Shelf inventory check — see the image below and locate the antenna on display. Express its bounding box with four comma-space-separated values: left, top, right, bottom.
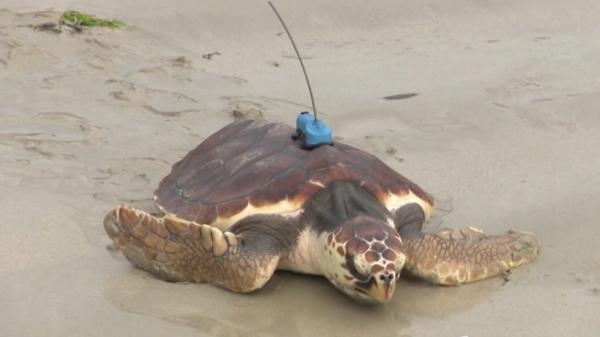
268, 1, 318, 122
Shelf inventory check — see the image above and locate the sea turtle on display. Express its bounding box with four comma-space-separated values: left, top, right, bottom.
104, 119, 539, 304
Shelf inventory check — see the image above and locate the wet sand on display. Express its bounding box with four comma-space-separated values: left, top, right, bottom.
1, 1, 599, 336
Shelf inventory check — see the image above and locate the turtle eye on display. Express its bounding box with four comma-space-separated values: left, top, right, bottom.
345, 255, 370, 282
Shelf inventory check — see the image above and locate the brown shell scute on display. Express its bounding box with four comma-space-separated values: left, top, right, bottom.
155, 119, 433, 224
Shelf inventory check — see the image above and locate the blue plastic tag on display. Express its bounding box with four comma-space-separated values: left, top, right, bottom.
295, 112, 333, 148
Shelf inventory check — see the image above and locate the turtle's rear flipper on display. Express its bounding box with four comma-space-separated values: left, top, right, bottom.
103, 205, 280, 292
402, 227, 539, 285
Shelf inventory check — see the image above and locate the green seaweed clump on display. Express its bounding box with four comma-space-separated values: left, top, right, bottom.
61, 10, 125, 29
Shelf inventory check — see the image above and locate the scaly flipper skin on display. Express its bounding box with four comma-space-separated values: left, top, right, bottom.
402, 227, 540, 285
103, 205, 280, 292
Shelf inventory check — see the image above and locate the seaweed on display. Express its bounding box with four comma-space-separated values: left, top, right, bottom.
61, 10, 125, 29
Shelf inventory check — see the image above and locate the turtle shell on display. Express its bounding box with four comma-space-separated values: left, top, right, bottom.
155, 119, 434, 227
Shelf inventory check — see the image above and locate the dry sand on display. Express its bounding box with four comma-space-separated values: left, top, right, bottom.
1, 1, 600, 336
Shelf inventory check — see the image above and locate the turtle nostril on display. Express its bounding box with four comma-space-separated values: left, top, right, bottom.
379, 272, 394, 283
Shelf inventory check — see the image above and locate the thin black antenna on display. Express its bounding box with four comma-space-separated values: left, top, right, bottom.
268, 1, 318, 121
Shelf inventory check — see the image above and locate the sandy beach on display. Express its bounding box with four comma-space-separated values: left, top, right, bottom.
1, 1, 599, 336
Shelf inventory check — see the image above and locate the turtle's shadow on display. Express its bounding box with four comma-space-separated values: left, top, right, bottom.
106, 266, 498, 337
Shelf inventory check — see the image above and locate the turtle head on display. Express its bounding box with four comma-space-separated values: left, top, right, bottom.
320, 215, 405, 304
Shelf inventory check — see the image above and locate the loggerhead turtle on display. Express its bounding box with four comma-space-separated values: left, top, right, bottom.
104, 119, 539, 304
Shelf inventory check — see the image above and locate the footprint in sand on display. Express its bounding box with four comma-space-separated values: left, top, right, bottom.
363, 132, 406, 162
0, 112, 103, 159
0, 10, 63, 71
92, 156, 171, 210
484, 74, 577, 133
0, 39, 58, 72
227, 98, 266, 120
126, 56, 195, 85
106, 78, 202, 117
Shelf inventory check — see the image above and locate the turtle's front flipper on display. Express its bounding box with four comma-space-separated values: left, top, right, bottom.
402, 227, 539, 285
103, 205, 282, 292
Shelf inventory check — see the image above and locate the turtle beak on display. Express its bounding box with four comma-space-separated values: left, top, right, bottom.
368, 272, 396, 303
